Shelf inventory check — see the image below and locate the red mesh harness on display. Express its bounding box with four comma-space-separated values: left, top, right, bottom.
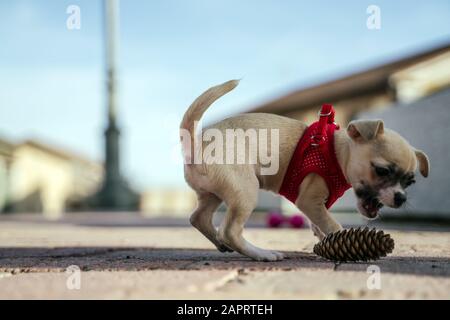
279, 104, 351, 209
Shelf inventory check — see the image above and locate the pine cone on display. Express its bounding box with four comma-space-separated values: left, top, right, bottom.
313, 227, 395, 262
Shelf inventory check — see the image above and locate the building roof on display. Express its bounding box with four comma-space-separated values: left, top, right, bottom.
248, 42, 450, 114
17, 139, 101, 167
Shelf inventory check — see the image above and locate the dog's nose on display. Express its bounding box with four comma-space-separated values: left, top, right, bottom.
394, 192, 406, 207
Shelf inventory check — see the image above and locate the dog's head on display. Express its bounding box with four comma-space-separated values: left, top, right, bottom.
344, 119, 430, 219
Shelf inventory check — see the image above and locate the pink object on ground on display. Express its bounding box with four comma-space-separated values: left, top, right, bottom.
289, 215, 305, 228
266, 212, 306, 228
267, 212, 284, 228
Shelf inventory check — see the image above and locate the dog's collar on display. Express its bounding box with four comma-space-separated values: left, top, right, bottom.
311, 104, 339, 147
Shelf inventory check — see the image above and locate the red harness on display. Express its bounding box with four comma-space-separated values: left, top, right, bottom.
279, 104, 351, 209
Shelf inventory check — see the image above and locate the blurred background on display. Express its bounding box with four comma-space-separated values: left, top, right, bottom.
0, 0, 449, 225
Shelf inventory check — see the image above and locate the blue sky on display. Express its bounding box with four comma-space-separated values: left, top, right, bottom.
0, 0, 449, 190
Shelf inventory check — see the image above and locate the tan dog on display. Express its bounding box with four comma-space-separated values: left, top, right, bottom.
180, 80, 430, 261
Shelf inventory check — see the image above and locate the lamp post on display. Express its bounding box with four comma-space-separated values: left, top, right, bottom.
89, 0, 138, 211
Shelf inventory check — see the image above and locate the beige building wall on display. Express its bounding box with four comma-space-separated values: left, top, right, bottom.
140, 188, 196, 217
0, 158, 10, 211
390, 51, 450, 103
279, 51, 450, 126
0, 140, 13, 211
7, 143, 102, 218
9, 145, 70, 217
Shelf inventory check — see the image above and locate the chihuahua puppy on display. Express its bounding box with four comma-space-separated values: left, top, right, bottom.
180, 80, 430, 261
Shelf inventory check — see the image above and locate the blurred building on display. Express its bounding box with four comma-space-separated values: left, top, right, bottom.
140, 188, 197, 217
245, 42, 450, 217
249, 43, 450, 125
0, 136, 197, 218
0, 139, 14, 212
0, 138, 103, 218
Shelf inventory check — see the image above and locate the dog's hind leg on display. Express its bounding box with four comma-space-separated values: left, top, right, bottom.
217, 175, 284, 261
190, 192, 233, 252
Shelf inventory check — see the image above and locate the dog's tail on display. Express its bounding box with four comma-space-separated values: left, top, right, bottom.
180, 79, 239, 163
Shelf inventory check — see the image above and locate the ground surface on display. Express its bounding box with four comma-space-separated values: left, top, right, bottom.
0, 213, 449, 299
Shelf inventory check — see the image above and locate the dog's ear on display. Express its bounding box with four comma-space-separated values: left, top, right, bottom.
415, 149, 430, 178
347, 119, 384, 141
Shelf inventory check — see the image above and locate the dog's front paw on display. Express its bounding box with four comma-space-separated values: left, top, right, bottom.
216, 243, 234, 253
249, 249, 285, 262
213, 235, 234, 253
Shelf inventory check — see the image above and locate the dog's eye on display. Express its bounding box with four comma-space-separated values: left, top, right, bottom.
375, 166, 390, 177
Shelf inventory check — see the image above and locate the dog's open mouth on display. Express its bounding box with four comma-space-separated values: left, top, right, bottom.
358, 197, 383, 219
364, 197, 383, 217
355, 186, 383, 219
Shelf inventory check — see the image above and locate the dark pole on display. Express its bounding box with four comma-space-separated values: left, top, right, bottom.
88, 0, 138, 211
103, 0, 122, 200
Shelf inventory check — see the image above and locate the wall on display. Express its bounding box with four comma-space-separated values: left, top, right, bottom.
140, 188, 197, 217
7, 144, 102, 218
